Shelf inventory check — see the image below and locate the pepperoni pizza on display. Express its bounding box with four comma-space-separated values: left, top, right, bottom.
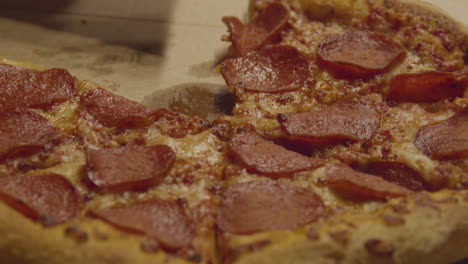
0, 0, 467, 264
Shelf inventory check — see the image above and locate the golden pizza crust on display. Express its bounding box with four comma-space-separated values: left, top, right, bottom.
0, 202, 194, 264
225, 193, 468, 264
380, 0, 468, 49
296, 0, 468, 55
220, 175, 468, 264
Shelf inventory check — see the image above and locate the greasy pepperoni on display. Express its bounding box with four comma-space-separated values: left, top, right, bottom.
78, 88, 153, 129
0, 174, 82, 225
324, 163, 412, 201
217, 180, 326, 234
85, 145, 175, 192
92, 199, 194, 250
221, 46, 311, 93
361, 162, 427, 191
278, 98, 380, 147
228, 132, 322, 177
317, 31, 405, 78
388, 72, 465, 102
223, 3, 289, 56
0, 64, 76, 110
414, 111, 468, 160
0, 109, 59, 160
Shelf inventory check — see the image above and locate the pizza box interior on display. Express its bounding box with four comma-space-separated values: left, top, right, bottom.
0, 0, 467, 263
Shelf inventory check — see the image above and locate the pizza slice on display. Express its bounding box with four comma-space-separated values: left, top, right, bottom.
214, 0, 468, 263
0, 58, 222, 264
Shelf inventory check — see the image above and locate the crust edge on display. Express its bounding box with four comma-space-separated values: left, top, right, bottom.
227, 191, 468, 264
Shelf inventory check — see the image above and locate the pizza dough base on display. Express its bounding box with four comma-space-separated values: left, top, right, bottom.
0, 202, 193, 264
0, 190, 466, 264
223, 190, 468, 264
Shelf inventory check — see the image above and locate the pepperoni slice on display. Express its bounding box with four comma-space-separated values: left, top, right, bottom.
388, 72, 465, 102
414, 111, 468, 160
221, 46, 311, 93
217, 180, 326, 234
223, 3, 289, 56
78, 88, 153, 129
361, 162, 428, 191
0, 174, 82, 225
92, 199, 194, 250
228, 132, 322, 177
0, 64, 76, 110
0, 109, 59, 160
317, 31, 405, 78
85, 145, 175, 192
323, 163, 412, 201
278, 98, 380, 147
